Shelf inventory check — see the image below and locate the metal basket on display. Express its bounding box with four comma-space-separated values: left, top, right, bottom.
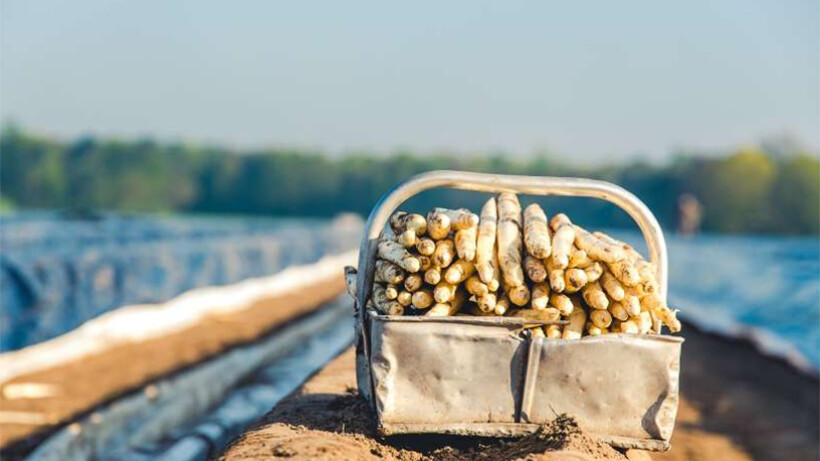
354, 171, 682, 451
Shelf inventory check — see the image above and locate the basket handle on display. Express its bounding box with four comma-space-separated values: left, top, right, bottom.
356, 170, 668, 311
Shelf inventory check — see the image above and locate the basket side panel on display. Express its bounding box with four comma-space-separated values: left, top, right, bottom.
356, 329, 373, 404
525, 334, 681, 442
370, 319, 526, 425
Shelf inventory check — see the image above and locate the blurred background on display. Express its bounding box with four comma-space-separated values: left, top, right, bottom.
0, 1, 818, 459
1, 0, 819, 383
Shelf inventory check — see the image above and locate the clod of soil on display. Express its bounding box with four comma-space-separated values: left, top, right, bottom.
220, 386, 627, 461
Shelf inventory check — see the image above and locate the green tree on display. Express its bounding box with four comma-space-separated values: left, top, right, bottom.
685, 148, 777, 233
1, 126, 67, 208
1, 126, 818, 234
771, 154, 820, 234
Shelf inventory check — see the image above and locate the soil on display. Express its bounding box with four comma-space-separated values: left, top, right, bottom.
218, 349, 631, 461
0, 275, 346, 455
3, 275, 817, 461
653, 322, 819, 461
219, 321, 820, 461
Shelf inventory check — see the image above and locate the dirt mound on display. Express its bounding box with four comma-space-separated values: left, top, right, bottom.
427, 415, 624, 461
220, 387, 627, 461
221, 326, 820, 461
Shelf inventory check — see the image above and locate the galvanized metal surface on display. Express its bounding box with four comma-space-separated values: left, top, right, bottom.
522, 334, 682, 451
371, 315, 530, 426
354, 171, 682, 451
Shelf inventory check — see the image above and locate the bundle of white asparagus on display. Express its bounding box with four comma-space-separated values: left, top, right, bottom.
344, 193, 682, 338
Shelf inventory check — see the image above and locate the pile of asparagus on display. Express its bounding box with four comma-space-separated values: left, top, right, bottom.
344, 193, 681, 338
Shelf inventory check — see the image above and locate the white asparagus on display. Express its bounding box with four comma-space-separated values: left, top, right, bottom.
416, 237, 436, 256
455, 224, 478, 261
574, 226, 627, 263
390, 212, 427, 236
584, 261, 604, 283
523, 203, 551, 259
510, 307, 561, 322
396, 228, 416, 248
506, 283, 531, 307
411, 289, 434, 309
581, 280, 609, 310
531, 283, 551, 310
374, 260, 405, 284
569, 249, 593, 269
524, 255, 548, 283
563, 268, 588, 294
465, 275, 489, 297
545, 324, 563, 339
635, 311, 653, 334
600, 271, 626, 301
426, 210, 451, 240
562, 298, 587, 340
371, 283, 390, 311
425, 289, 466, 316
372, 208, 683, 336
424, 266, 442, 285
434, 282, 457, 303
546, 257, 566, 293
494, 295, 510, 316
549, 214, 575, 269
378, 239, 421, 273
444, 259, 476, 284
404, 273, 423, 292
589, 309, 613, 328
549, 213, 572, 231
385, 302, 405, 316
641, 294, 682, 333
606, 259, 641, 287
586, 323, 603, 336
635, 259, 660, 296
486, 250, 502, 292
476, 198, 499, 285
593, 231, 644, 262
396, 291, 412, 307
372, 283, 404, 315
433, 239, 456, 268
417, 255, 432, 271
623, 293, 642, 316
477, 292, 497, 312
497, 193, 526, 287
425, 303, 454, 316
385, 284, 399, 300
432, 208, 479, 230
549, 293, 574, 316
608, 301, 630, 321
620, 319, 640, 334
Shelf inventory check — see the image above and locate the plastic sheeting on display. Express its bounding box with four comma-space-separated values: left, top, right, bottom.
24, 296, 353, 461
1, 213, 361, 351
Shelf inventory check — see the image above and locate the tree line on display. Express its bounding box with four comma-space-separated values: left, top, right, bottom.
1, 126, 817, 234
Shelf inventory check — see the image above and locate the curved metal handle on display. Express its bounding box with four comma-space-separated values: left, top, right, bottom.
356, 170, 668, 309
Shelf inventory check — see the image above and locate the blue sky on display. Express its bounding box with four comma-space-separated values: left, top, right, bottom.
1, 0, 817, 161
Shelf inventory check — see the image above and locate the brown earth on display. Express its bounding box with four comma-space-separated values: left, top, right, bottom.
2, 274, 817, 461
219, 322, 819, 461
218, 349, 638, 461
654, 322, 819, 461
0, 275, 346, 456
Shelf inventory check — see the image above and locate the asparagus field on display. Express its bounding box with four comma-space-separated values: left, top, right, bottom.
346, 193, 682, 338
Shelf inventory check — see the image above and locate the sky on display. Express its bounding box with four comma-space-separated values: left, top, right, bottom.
1, 0, 818, 161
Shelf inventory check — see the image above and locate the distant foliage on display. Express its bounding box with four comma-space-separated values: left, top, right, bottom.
1, 126, 817, 234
